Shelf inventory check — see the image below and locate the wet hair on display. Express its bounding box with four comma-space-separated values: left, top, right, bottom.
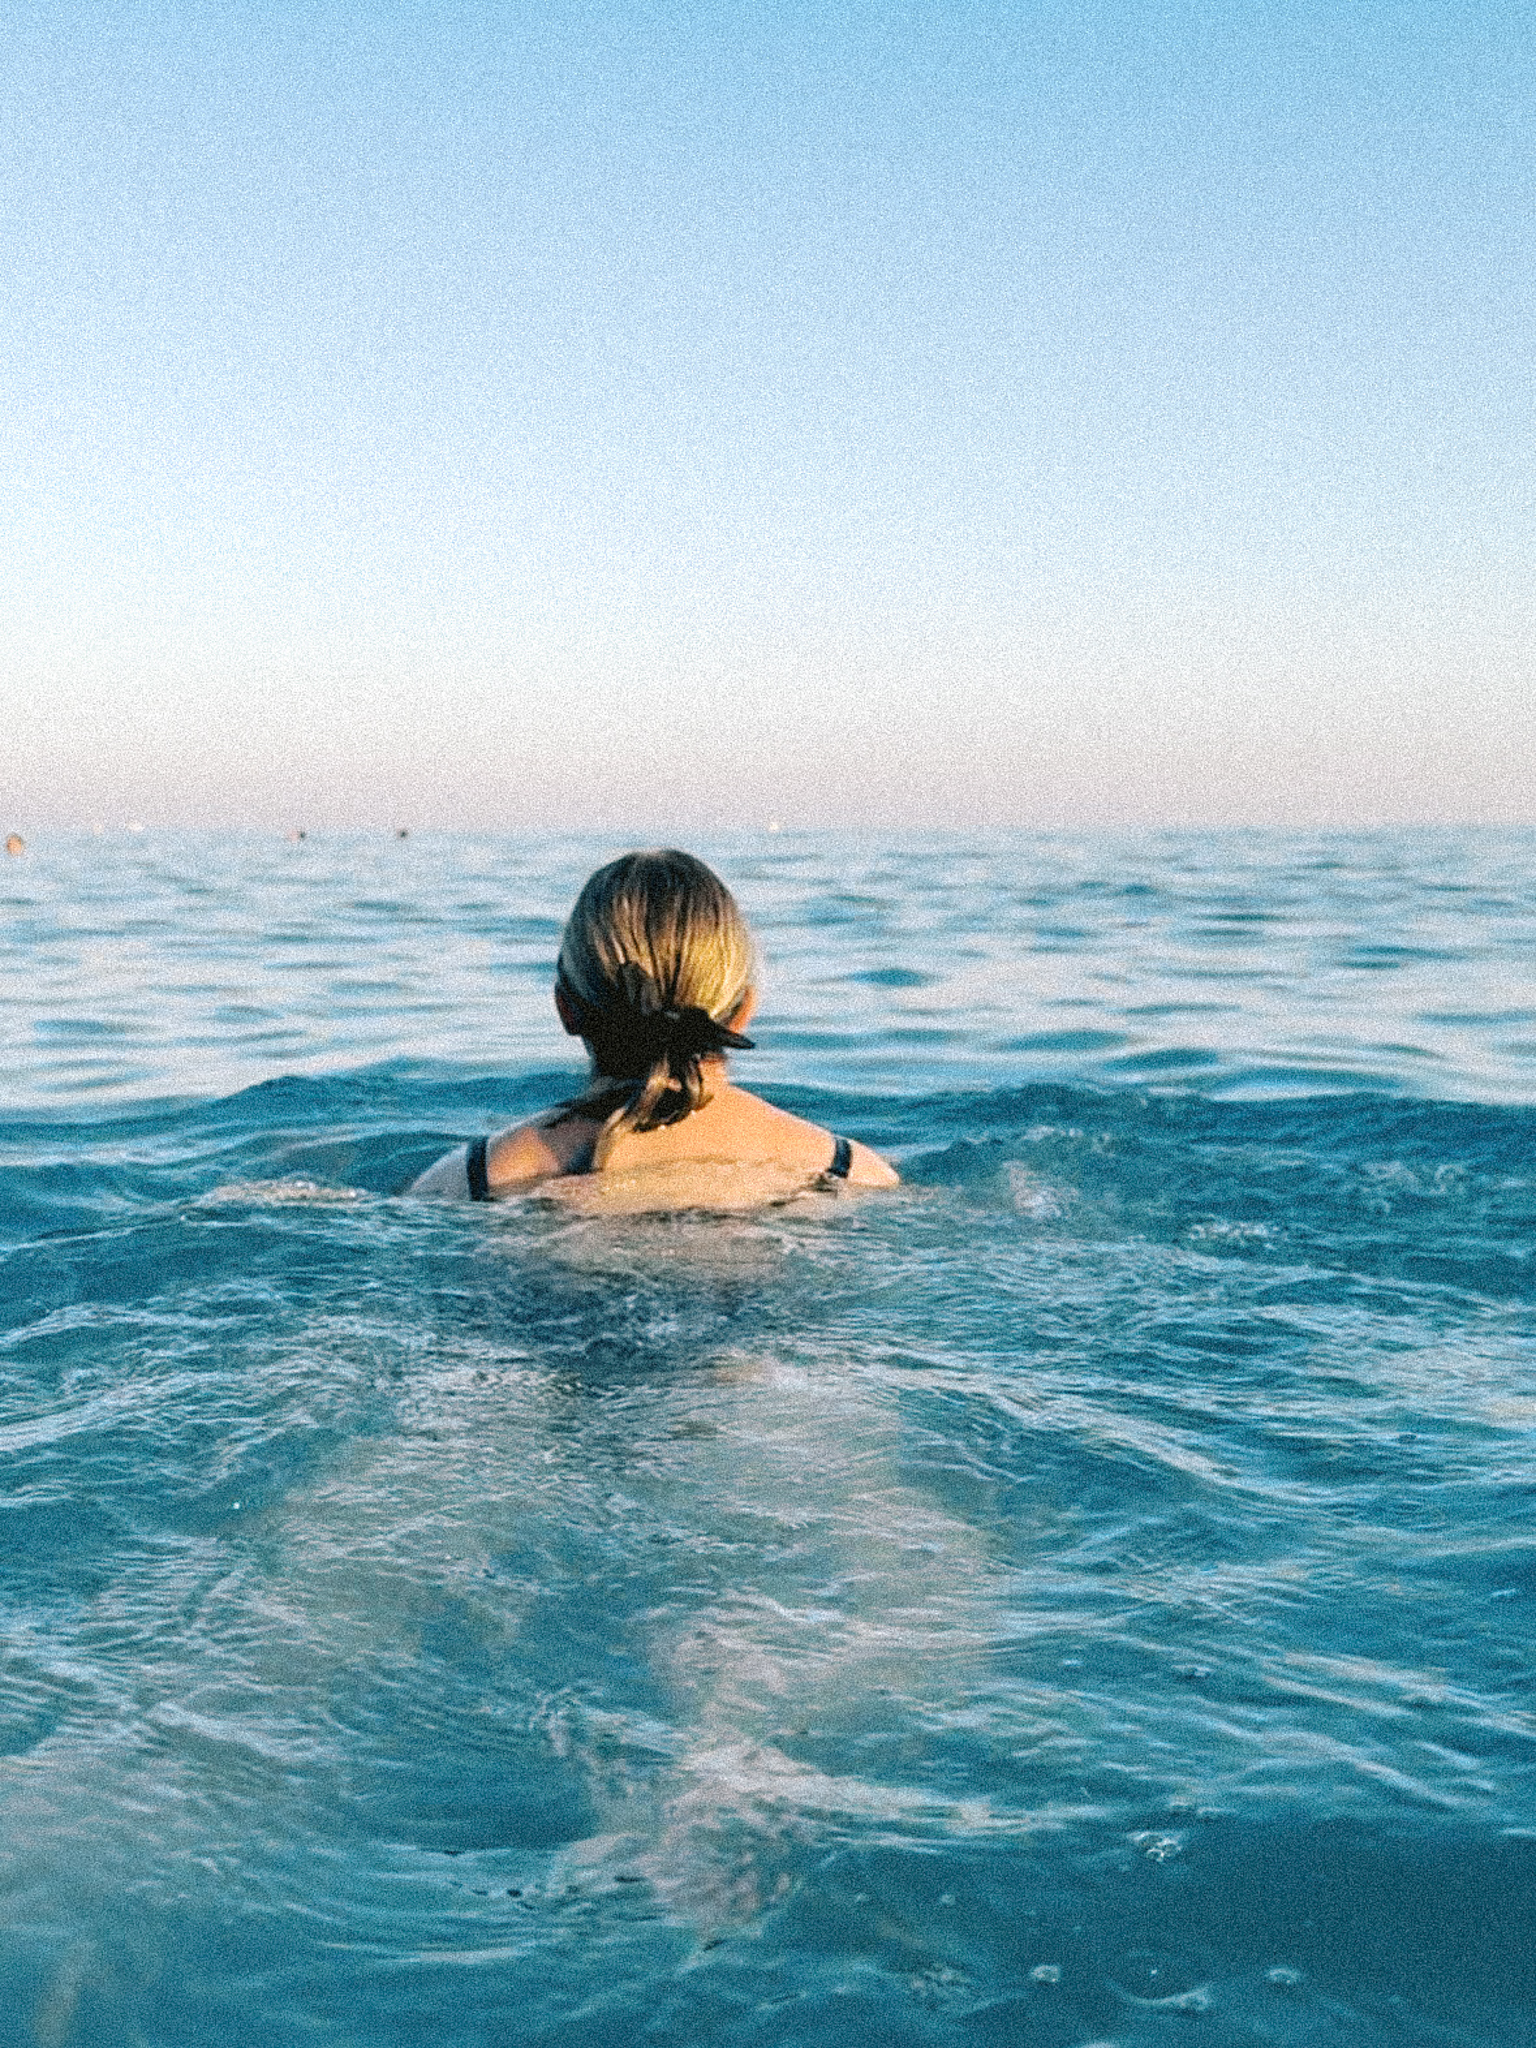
553, 850, 757, 1167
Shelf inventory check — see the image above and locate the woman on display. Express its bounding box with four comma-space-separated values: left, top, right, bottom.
411, 849, 898, 1203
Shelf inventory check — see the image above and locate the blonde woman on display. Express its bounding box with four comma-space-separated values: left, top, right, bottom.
411, 850, 897, 1204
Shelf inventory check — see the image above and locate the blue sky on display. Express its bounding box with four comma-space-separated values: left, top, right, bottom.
4, 0, 1531, 829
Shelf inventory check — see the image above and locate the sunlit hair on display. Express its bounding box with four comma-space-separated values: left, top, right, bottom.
553, 850, 757, 1167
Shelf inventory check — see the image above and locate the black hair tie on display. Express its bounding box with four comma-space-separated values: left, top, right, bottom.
659, 1005, 755, 1057
602, 964, 753, 1062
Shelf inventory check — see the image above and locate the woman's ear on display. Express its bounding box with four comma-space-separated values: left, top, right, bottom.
726, 987, 756, 1036
554, 984, 583, 1036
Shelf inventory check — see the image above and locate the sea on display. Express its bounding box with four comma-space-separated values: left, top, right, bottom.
2, 827, 1534, 2048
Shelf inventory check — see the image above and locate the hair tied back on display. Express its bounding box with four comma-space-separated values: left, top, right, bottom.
554, 849, 758, 1162
611, 963, 752, 1061
663, 1005, 755, 1057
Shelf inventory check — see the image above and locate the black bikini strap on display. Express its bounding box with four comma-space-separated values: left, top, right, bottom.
465, 1133, 492, 1201
827, 1135, 853, 1180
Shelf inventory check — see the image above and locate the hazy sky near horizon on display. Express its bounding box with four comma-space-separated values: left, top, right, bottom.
4, 0, 1532, 831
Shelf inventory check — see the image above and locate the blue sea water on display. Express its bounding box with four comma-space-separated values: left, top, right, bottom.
2, 827, 1535, 2048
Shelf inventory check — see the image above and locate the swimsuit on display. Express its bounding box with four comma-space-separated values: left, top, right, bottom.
465, 1132, 493, 1201
464, 1130, 854, 1201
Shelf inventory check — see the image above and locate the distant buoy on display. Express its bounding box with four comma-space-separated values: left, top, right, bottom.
286, 829, 307, 842
396, 827, 410, 839
4, 834, 23, 856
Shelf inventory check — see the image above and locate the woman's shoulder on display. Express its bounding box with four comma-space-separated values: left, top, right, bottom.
408, 1115, 596, 1201
489, 1115, 595, 1184
716, 1089, 899, 1187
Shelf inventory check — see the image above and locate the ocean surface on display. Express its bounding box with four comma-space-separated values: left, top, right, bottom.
2, 827, 1535, 2048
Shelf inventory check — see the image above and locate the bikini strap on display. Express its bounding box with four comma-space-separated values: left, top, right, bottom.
827, 1135, 853, 1180
465, 1133, 492, 1201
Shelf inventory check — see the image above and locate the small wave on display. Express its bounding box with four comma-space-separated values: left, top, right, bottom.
194, 1178, 363, 1207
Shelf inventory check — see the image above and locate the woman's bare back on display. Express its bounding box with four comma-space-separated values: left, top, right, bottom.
411, 1080, 896, 1206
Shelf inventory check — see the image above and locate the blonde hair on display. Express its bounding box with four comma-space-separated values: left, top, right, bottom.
554, 850, 757, 1167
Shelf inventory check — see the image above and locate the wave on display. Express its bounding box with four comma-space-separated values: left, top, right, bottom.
4, 1071, 1533, 1302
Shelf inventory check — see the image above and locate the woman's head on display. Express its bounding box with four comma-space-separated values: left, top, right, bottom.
555, 850, 756, 1157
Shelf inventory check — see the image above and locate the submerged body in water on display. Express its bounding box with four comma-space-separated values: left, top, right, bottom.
1, 829, 1535, 2046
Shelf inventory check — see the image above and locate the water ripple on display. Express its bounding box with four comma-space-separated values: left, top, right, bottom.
1, 830, 1535, 2043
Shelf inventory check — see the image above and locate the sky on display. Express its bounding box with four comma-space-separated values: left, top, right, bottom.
3, 0, 1532, 831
